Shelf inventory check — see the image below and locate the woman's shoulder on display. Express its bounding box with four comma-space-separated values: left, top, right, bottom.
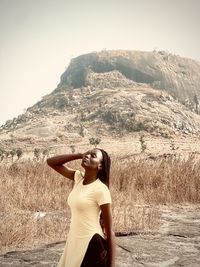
94, 180, 112, 204
74, 170, 84, 183
95, 179, 110, 191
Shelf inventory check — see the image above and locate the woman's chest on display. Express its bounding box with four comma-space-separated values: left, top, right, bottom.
68, 185, 98, 212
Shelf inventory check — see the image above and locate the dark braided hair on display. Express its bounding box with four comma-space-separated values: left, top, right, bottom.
97, 149, 111, 230
97, 149, 111, 188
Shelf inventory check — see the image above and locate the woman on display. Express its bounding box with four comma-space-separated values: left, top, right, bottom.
47, 148, 115, 267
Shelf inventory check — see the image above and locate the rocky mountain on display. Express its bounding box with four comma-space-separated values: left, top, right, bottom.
1, 50, 200, 151
58, 50, 200, 107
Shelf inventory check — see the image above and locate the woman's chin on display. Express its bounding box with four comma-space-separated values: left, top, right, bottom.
81, 162, 87, 168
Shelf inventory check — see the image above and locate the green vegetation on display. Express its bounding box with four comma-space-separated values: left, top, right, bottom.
89, 137, 101, 147
34, 148, 50, 161
0, 147, 23, 162
70, 145, 76, 153
34, 148, 41, 161
139, 135, 147, 153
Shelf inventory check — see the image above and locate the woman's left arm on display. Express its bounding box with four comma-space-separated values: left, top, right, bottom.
100, 203, 115, 267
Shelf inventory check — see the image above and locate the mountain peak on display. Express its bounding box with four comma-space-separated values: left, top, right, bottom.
1, 50, 200, 151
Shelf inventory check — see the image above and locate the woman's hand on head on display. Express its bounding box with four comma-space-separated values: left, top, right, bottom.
47, 153, 83, 180
82, 150, 90, 156
82, 151, 91, 159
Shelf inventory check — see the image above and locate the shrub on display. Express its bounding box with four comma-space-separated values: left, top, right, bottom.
89, 137, 101, 147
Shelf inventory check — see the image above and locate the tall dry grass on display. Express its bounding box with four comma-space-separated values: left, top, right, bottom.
111, 154, 200, 204
0, 153, 200, 254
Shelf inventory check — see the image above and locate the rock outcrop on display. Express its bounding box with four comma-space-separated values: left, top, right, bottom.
58, 50, 200, 108
1, 50, 200, 151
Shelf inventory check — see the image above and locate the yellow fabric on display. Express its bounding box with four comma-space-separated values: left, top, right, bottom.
57, 170, 111, 267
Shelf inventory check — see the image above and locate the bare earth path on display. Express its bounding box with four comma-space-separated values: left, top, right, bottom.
0, 205, 200, 267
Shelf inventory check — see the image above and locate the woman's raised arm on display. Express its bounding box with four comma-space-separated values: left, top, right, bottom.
47, 153, 83, 180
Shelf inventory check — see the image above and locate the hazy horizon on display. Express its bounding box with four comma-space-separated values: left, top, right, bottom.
1, 0, 200, 126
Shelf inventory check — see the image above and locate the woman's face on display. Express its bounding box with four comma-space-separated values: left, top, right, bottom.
81, 148, 103, 171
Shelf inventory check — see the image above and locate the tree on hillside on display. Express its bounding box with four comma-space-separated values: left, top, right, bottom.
0, 148, 4, 161
16, 148, 23, 160
139, 135, 147, 153
42, 148, 50, 159
70, 145, 76, 153
89, 137, 101, 147
194, 94, 199, 114
79, 124, 85, 137
10, 148, 17, 161
34, 148, 41, 161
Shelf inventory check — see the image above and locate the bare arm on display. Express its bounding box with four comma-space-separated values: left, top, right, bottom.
46, 153, 83, 180
100, 203, 115, 267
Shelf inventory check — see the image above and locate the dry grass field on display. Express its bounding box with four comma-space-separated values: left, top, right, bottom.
0, 153, 200, 254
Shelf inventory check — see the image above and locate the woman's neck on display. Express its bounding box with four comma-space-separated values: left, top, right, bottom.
82, 170, 98, 185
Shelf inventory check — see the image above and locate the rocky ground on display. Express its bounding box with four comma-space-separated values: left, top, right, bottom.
1, 205, 200, 267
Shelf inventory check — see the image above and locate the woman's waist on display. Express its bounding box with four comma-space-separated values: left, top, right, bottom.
69, 221, 103, 238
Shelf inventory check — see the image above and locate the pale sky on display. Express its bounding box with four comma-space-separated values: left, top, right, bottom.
0, 0, 199, 126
